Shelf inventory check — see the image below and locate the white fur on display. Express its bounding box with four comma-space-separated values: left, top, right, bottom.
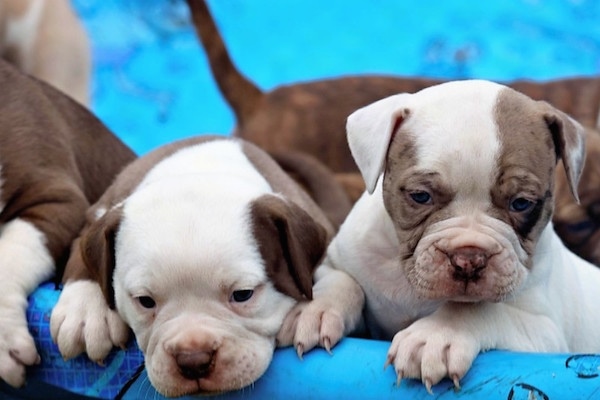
50, 280, 129, 362
51, 140, 322, 397
294, 80, 600, 391
0, 218, 53, 387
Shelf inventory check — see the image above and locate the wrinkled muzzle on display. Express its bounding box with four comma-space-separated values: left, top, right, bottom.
408, 216, 529, 302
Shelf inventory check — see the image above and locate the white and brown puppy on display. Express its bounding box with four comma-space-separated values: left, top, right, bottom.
281, 80, 600, 391
0, 0, 91, 105
0, 59, 135, 387
50, 136, 361, 397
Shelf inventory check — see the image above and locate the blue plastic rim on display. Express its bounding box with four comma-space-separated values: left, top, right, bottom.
23, 282, 600, 399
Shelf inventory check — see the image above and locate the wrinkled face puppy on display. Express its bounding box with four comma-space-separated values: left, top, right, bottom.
349, 80, 583, 303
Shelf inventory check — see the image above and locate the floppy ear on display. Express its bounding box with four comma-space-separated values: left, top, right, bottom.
79, 207, 123, 309
250, 195, 328, 301
541, 103, 586, 203
346, 93, 412, 194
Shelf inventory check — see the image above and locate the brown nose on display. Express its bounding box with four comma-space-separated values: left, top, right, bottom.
175, 350, 215, 380
449, 246, 488, 283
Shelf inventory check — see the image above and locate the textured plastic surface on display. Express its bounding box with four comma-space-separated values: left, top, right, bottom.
25, 283, 144, 399
122, 339, 600, 400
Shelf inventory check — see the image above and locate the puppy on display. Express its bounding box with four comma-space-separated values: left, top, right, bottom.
186, 0, 600, 264
0, 59, 135, 387
0, 0, 91, 105
281, 80, 600, 391
50, 136, 362, 397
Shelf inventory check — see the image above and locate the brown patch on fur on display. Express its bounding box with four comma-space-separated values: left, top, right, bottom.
242, 141, 335, 237
381, 126, 439, 259
269, 150, 352, 230
79, 207, 123, 308
492, 88, 571, 257
0, 60, 134, 278
250, 195, 328, 301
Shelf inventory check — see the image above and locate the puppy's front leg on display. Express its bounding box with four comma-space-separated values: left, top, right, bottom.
0, 187, 90, 387
0, 219, 53, 387
387, 301, 567, 393
277, 261, 365, 357
50, 237, 129, 363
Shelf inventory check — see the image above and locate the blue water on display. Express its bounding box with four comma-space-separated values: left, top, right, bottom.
72, 0, 600, 155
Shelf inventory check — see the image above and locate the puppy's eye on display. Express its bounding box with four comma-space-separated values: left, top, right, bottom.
409, 191, 432, 205
510, 197, 534, 212
231, 289, 254, 303
137, 296, 156, 309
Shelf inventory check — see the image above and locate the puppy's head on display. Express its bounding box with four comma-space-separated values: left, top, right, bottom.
554, 129, 600, 265
347, 80, 585, 302
81, 184, 327, 397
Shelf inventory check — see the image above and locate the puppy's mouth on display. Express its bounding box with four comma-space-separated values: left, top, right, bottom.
408, 242, 525, 303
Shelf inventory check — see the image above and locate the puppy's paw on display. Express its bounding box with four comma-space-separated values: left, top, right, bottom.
50, 280, 129, 363
277, 300, 346, 358
0, 306, 40, 387
386, 316, 480, 393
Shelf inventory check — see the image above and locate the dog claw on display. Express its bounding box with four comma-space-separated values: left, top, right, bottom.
323, 337, 333, 355
425, 379, 434, 395
383, 356, 392, 371
296, 343, 304, 360
395, 371, 403, 387
452, 375, 461, 390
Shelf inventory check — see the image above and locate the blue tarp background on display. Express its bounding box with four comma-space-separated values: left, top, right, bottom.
71, 0, 600, 155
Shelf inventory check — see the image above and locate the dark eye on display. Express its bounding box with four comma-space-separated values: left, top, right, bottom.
137, 296, 156, 309
231, 289, 254, 303
510, 197, 535, 212
409, 191, 432, 205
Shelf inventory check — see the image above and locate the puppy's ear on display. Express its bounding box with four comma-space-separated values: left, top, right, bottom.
541, 103, 586, 203
250, 195, 328, 301
80, 207, 122, 309
346, 93, 412, 194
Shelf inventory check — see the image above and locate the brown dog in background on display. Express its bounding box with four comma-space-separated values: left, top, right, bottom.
186, 0, 600, 265
0, 0, 91, 105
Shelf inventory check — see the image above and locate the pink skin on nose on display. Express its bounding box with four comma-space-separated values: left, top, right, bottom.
448, 246, 489, 283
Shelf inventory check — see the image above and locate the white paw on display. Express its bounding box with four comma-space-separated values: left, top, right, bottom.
0, 305, 40, 387
277, 299, 347, 357
50, 280, 130, 363
386, 316, 480, 393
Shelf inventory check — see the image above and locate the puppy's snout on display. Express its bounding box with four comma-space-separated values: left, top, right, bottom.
449, 246, 488, 283
175, 350, 215, 380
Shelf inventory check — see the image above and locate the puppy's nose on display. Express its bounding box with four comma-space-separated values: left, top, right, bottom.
175, 350, 215, 380
449, 246, 488, 282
